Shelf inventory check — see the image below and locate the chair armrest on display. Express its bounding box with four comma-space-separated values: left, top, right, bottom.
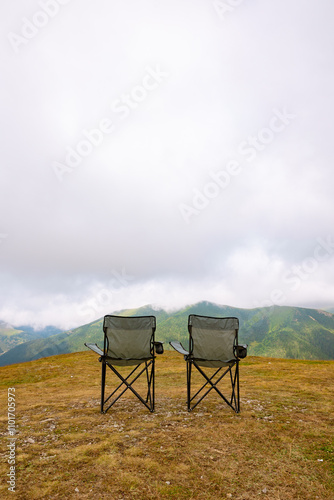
154, 341, 164, 354
84, 343, 104, 356
235, 344, 248, 359
169, 341, 189, 356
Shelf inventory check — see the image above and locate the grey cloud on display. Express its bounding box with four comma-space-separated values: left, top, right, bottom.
1, 0, 334, 327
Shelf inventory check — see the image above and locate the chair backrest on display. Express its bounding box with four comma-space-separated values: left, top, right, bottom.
188, 315, 239, 362
103, 315, 156, 360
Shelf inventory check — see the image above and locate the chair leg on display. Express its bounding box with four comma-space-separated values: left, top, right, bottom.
229, 362, 239, 413
187, 360, 192, 411
236, 360, 240, 413
152, 358, 155, 412
101, 360, 106, 413
144, 360, 155, 412
145, 362, 150, 403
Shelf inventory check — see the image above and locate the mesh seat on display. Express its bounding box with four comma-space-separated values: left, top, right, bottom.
85, 315, 163, 413
170, 315, 247, 412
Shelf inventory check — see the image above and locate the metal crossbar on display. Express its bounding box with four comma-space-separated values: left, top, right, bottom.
101, 359, 155, 413
187, 360, 239, 413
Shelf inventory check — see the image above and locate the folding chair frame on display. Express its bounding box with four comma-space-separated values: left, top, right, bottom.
186, 316, 240, 412
100, 357, 155, 413
170, 315, 243, 413
85, 315, 161, 414
186, 358, 240, 413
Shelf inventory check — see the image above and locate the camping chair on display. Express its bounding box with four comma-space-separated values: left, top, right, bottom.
85, 315, 163, 413
170, 315, 247, 413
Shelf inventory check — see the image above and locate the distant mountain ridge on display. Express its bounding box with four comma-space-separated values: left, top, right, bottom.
0, 321, 62, 355
1, 302, 334, 366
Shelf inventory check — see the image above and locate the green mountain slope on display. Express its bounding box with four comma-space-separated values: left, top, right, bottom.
240, 306, 334, 359
1, 302, 334, 366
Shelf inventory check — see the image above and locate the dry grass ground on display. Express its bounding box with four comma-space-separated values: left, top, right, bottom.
1, 351, 334, 499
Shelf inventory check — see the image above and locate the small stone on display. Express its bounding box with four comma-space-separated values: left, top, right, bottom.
262, 487, 267, 494
75, 487, 79, 492
165, 481, 170, 485
27, 438, 35, 444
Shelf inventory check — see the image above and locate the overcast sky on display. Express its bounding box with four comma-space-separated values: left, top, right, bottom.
1, 0, 334, 329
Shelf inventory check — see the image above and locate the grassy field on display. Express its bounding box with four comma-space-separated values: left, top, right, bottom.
1, 351, 334, 499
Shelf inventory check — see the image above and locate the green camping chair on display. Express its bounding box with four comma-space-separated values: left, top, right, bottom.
170, 315, 247, 413
85, 315, 163, 413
